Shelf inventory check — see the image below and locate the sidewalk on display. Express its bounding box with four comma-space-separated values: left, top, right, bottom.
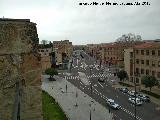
41, 75, 113, 120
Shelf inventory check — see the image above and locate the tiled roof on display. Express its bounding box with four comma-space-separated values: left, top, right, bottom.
134, 42, 160, 49
101, 43, 119, 48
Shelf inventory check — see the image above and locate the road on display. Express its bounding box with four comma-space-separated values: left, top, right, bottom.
58, 50, 160, 120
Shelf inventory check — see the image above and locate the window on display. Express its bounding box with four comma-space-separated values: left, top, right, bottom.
146, 69, 149, 75
141, 60, 144, 64
152, 50, 155, 55
141, 69, 144, 74
146, 60, 149, 66
158, 72, 160, 78
130, 52, 133, 58
136, 50, 139, 54
152, 71, 155, 76
141, 50, 144, 55
152, 61, 155, 67
136, 78, 139, 83
136, 68, 139, 74
146, 50, 149, 55
158, 50, 160, 56
136, 59, 139, 64
130, 77, 133, 82
158, 61, 160, 67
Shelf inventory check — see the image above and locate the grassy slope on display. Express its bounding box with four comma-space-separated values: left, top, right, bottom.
42, 91, 68, 120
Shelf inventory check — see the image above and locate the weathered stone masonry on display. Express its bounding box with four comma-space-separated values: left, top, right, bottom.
0, 18, 43, 120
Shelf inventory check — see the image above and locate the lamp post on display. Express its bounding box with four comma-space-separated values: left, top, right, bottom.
90, 67, 93, 96
133, 48, 138, 120
134, 72, 137, 120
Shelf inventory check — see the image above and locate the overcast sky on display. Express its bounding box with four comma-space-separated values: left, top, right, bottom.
1, 0, 160, 45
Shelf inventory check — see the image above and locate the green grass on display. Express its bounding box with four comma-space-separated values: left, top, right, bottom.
118, 81, 134, 87
42, 91, 68, 120
140, 90, 160, 99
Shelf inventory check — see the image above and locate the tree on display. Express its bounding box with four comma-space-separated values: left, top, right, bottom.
117, 70, 128, 81
141, 75, 158, 92
41, 40, 48, 45
45, 68, 58, 80
115, 33, 143, 48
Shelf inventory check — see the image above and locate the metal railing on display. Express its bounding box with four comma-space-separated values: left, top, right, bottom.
12, 81, 20, 120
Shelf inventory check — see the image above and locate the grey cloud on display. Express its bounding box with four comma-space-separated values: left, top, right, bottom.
0, 0, 160, 45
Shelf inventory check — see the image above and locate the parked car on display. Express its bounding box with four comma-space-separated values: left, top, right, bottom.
106, 99, 120, 110
98, 78, 105, 82
128, 90, 138, 97
119, 87, 129, 93
128, 97, 143, 106
137, 94, 150, 102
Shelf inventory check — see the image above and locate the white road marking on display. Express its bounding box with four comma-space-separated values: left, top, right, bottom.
80, 81, 83, 85
98, 82, 104, 88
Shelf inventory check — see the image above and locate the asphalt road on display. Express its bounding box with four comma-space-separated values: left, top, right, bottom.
58, 50, 160, 120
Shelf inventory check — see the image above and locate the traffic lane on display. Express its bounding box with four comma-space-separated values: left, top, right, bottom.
93, 81, 144, 119
92, 82, 143, 120
97, 81, 159, 120
90, 73, 160, 120
65, 74, 137, 120
89, 81, 136, 120
67, 77, 131, 120
114, 88, 160, 120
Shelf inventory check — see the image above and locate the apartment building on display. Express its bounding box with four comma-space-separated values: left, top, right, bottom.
38, 48, 52, 71
53, 40, 73, 65
101, 44, 124, 66
86, 44, 98, 56
54, 48, 62, 65
124, 42, 160, 85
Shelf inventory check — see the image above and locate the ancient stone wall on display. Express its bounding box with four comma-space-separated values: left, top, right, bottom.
0, 19, 43, 120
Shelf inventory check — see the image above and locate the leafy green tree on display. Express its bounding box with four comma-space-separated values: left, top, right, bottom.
141, 75, 158, 92
45, 68, 58, 80
117, 70, 128, 81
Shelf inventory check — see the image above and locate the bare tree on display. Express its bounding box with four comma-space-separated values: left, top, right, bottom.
41, 40, 48, 45
115, 33, 142, 47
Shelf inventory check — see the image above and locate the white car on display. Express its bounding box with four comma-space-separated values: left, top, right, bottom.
128, 97, 143, 106
128, 90, 138, 96
106, 99, 120, 109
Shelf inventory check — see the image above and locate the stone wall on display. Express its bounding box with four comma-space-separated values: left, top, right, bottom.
0, 18, 43, 120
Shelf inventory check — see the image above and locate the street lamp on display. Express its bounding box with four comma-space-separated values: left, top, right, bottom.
90, 67, 93, 96
133, 48, 140, 120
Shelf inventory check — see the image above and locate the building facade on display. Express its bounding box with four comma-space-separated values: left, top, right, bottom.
53, 40, 73, 66
38, 48, 52, 71
124, 42, 160, 85
101, 44, 124, 66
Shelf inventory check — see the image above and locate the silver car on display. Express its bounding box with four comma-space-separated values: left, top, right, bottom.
106, 99, 120, 110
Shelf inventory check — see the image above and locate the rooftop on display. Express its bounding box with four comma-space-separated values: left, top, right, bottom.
101, 43, 119, 48
134, 42, 160, 49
